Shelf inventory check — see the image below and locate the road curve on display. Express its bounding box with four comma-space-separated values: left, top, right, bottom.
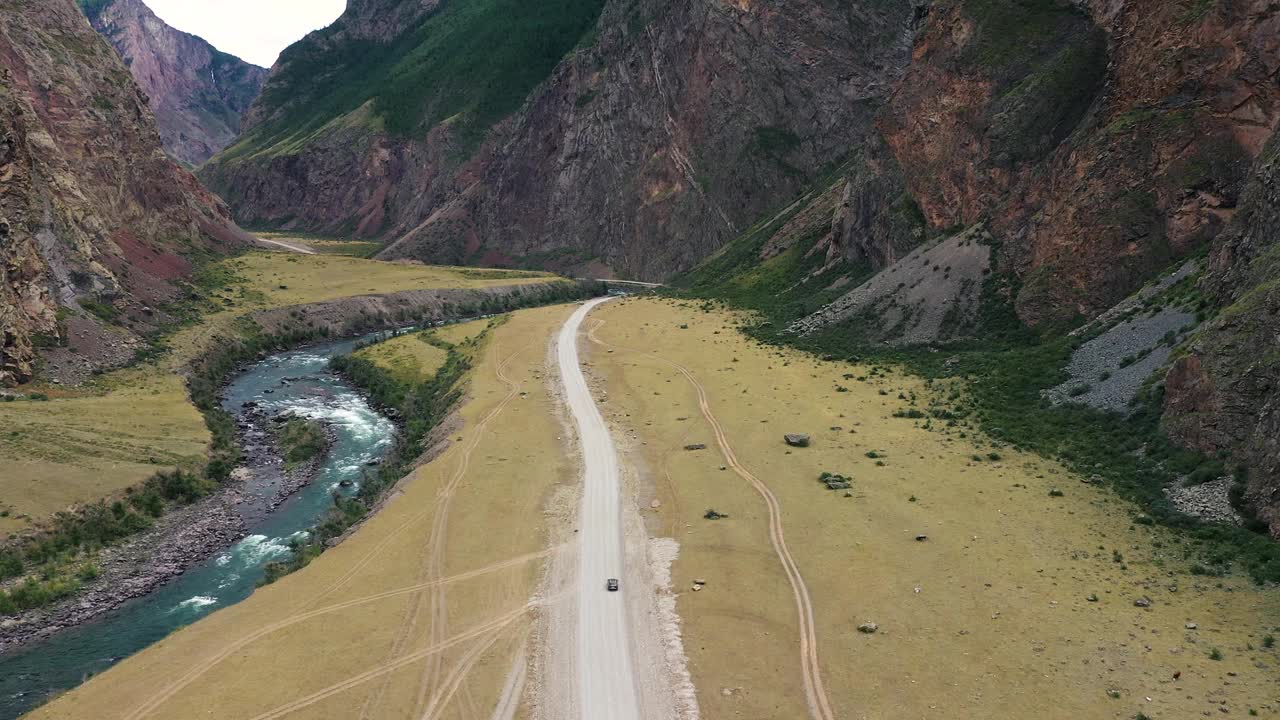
557, 297, 641, 720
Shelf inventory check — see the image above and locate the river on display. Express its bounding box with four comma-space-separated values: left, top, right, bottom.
0, 335, 396, 719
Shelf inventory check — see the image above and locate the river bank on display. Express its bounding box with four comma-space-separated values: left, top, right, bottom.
0, 387, 337, 655
0, 335, 396, 719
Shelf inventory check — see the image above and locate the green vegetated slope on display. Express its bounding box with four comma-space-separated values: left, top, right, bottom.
217, 0, 606, 164
673, 177, 1280, 585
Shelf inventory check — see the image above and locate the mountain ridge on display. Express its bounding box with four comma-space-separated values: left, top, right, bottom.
1, 0, 250, 387
79, 0, 268, 166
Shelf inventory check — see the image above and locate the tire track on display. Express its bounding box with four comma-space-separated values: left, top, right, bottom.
244, 606, 532, 720
362, 340, 531, 720
242, 590, 571, 720
586, 317, 835, 720
123, 549, 557, 720
130, 338, 534, 720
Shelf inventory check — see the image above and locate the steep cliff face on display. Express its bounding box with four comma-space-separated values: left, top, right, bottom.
1164, 133, 1280, 535
80, 0, 268, 166
0, 0, 249, 386
879, 0, 1278, 327
203, 0, 917, 280
381, 0, 917, 280
676, 0, 1280, 534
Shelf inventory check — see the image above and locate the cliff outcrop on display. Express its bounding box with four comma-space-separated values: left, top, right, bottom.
0, 0, 249, 386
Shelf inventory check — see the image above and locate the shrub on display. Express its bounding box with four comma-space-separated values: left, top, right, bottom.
1263, 634, 1274, 649
1048, 488, 1064, 497
77, 563, 101, 581
275, 418, 328, 468
1209, 648, 1223, 661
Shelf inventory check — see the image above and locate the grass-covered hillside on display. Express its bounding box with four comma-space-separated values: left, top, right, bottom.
215, 0, 606, 165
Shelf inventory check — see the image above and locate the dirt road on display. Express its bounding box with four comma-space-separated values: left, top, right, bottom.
253, 236, 315, 254
556, 297, 642, 720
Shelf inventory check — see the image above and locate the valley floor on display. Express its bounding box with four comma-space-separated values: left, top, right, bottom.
28, 296, 1280, 720
583, 298, 1278, 719
0, 248, 554, 535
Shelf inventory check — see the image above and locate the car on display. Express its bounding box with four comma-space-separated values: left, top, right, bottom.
606, 578, 619, 592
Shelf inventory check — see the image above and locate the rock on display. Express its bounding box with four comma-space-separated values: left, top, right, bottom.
650, 499, 661, 509
784, 434, 811, 447
683, 443, 707, 451
914, 534, 928, 542
1185, 622, 1198, 630
693, 578, 706, 586
691, 584, 702, 592
1134, 596, 1153, 608
857, 622, 878, 634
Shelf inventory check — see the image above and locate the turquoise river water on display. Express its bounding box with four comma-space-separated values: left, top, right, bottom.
0, 335, 395, 718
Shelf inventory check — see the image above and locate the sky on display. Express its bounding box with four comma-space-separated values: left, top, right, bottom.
144, 0, 346, 68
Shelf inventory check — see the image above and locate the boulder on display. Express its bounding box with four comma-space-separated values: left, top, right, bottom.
684, 443, 707, 451
784, 434, 811, 447
857, 622, 878, 634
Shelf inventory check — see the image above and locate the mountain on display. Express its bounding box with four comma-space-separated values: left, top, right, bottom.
79, 0, 268, 166
194, 0, 1280, 537
0, 0, 250, 387
200, 0, 917, 279
677, 0, 1280, 539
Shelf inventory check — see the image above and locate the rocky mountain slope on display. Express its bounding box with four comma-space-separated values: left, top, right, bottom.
678, 0, 1280, 541
0, 0, 250, 387
79, 0, 268, 167
201, 0, 917, 279
198, 0, 1280, 539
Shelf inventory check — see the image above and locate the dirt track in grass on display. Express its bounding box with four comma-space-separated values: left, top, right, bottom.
583, 296, 1279, 720
31, 304, 581, 720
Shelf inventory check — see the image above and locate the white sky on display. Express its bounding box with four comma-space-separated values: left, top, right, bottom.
144, 0, 347, 68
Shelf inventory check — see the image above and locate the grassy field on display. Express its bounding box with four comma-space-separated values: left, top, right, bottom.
228, 251, 556, 308
0, 375, 207, 537
430, 317, 494, 347
256, 233, 383, 258
586, 297, 1279, 720
0, 250, 557, 535
31, 303, 579, 720
353, 333, 450, 385
351, 317, 510, 387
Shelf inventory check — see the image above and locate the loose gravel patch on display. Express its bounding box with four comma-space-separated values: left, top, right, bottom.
1046, 307, 1196, 412
1165, 476, 1243, 526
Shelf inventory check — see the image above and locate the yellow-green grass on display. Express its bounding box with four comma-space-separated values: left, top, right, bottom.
256, 233, 382, 258
225, 251, 557, 309
1, 250, 559, 531
586, 297, 1279, 720
32, 303, 579, 720
0, 375, 208, 535
353, 333, 449, 384
428, 317, 494, 347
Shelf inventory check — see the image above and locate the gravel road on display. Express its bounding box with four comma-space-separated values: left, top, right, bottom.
556, 297, 642, 720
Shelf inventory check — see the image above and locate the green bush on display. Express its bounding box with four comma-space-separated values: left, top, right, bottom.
275, 419, 328, 469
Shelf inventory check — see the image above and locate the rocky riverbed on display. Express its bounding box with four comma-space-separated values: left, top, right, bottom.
0, 391, 336, 654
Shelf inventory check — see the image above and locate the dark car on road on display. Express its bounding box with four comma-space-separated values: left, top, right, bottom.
606, 578, 619, 592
